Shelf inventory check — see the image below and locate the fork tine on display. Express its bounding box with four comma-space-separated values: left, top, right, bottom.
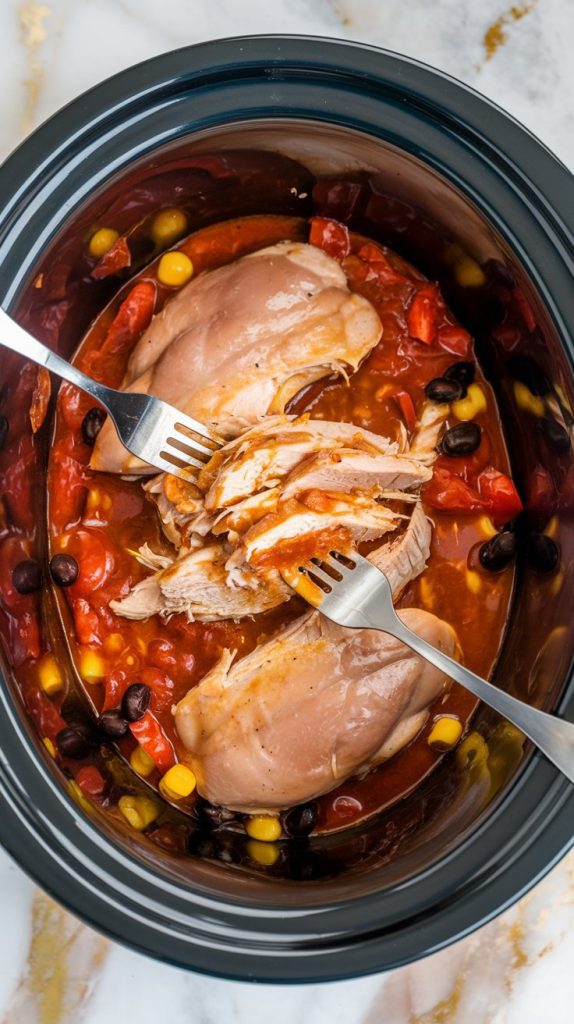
300, 560, 335, 591
173, 421, 221, 457
158, 448, 205, 474
165, 434, 211, 463
173, 413, 223, 447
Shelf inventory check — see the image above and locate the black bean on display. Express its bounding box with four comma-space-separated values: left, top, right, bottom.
444, 361, 475, 390
527, 533, 560, 573
507, 354, 550, 396
49, 553, 79, 587
0, 415, 8, 451
424, 377, 464, 404
121, 682, 151, 722
12, 559, 42, 595
99, 710, 129, 738
282, 802, 318, 838
55, 727, 91, 759
478, 531, 517, 572
195, 798, 236, 828
187, 831, 218, 859
81, 407, 106, 446
439, 422, 481, 457
541, 417, 571, 454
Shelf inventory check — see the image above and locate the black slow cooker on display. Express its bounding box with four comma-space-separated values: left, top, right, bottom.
0, 36, 572, 982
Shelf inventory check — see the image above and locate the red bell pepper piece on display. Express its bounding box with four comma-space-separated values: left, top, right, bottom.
91, 236, 131, 280
477, 466, 523, 521
437, 324, 472, 358
130, 711, 175, 773
100, 281, 156, 356
357, 243, 407, 285
407, 284, 440, 345
424, 467, 485, 514
394, 390, 417, 433
308, 217, 351, 260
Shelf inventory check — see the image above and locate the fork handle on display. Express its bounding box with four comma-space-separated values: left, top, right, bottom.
388, 614, 574, 784
0, 307, 117, 410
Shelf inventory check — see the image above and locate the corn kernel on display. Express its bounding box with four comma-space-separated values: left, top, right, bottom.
544, 516, 559, 540
428, 716, 463, 750
157, 251, 194, 288
245, 815, 282, 842
550, 570, 564, 596
477, 516, 498, 539
79, 648, 106, 683
103, 633, 124, 655
247, 839, 280, 867
151, 207, 188, 247
130, 746, 155, 777
419, 576, 435, 610
513, 381, 545, 417
159, 764, 197, 800
125, 655, 136, 667
465, 569, 482, 595
454, 255, 486, 288
38, 653, 64, 695
43, 737, 56, 757
68, 780, 93, 815
452, 384, 487, 421
88, 228, 119, 259
375, 385, 393, 401
85, 487, 101, 513
118, 794, 160, 830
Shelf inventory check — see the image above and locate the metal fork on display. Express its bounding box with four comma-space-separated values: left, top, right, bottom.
287, 550, 574, 784
0, 307, 221, 478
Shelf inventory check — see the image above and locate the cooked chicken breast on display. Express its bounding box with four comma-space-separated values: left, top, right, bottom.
174, 607, 456, 811
281, 449, 431, 498
91, 243, 382, 473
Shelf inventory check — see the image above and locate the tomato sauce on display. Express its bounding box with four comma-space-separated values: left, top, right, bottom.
37, 213, 516, 836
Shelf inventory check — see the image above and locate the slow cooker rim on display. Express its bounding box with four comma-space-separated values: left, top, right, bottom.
0, 36, 573, 982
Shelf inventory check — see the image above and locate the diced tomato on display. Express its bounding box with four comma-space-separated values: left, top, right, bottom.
424, 467, 485, 514
76, 765, 106, 797
356, 243, 407, 285
148, 638, 178, 671
91, 236, 131, 280
29, 367, 51, 433
394, 390, 417, 432
437, 324, 472, 358
129, 711, 175, 773
312, 179, 365, 222
0, 434, 37, 532
61, 528, 116, 596
49, 435, 92, 531
140, 666, 175, 714
58, 383, 100, 432
26, 687, 67, 741
100, 281, 156, 355
526, 464, 556, 525
69, 597, 101, 645
512, 287, 537, 332
477, 467, 523, 522
407, 284, 441, 345
308, 217, 351, 260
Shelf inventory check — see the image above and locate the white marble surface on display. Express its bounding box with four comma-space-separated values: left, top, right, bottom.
0, 0, 573, 1021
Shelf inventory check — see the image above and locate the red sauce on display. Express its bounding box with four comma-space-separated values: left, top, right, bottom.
40, 213, 515, 834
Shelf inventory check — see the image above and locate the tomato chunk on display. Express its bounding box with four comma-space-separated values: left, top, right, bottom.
437, 324, 472, 358
477, 467, 523, 522
76, 765, 106, 797
407, 284, 440, 345
424, 467, 485, 514
356, 243, 407, 285
129, 711, 175, 773
91, 236, 131, 280
308, 217, 351, 260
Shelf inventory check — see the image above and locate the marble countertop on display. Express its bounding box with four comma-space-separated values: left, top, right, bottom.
0, 1, 573, 1021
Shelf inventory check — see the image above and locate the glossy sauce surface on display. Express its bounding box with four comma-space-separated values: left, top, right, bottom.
41, 214, 515, 833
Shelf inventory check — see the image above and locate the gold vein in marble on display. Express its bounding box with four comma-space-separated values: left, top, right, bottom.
18, 3, 51, 136
3, 892, 108, 1024
481, 1, 539, 65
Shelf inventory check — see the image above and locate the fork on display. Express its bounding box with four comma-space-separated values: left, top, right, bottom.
0, 307, 221, 478
286, 550, 574, 784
